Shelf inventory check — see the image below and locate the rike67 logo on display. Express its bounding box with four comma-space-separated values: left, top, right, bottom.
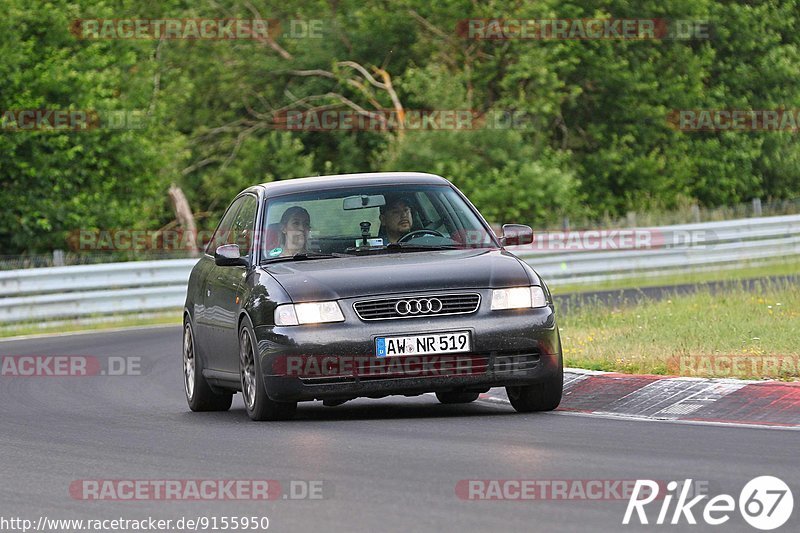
624, 476, 793, 530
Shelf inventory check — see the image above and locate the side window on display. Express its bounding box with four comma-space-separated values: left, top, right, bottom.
415, 191, 445, 233
206, 197, 246, 254
230, 195, 258, 257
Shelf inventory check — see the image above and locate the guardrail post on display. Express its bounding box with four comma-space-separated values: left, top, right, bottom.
691, 204, 701, 223
752, 198, 762, 217
52, 249, 65, 267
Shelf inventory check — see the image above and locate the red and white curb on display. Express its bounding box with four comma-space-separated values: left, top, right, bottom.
481, 368, 800, 429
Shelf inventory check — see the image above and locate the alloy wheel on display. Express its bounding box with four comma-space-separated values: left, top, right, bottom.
240, 329, 257, 410
183, 323, 195, 400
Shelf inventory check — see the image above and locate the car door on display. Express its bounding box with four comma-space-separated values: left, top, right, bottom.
205, 194, 258, 373
197, 196, 246, 369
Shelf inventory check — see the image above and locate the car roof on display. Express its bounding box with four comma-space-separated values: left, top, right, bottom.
252, 172, 450, 197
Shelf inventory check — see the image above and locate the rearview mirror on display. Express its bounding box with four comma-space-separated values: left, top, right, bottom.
214, 244, 249, 267
501, 224, 533, 246
343, 194, 386, 210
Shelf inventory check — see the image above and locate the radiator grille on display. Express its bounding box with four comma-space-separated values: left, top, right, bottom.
354, 293, 480, 321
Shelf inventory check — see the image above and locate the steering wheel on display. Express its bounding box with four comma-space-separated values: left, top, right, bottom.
398, 229, 444, 242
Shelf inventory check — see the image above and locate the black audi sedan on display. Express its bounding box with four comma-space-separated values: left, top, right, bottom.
183, 172, 562, 420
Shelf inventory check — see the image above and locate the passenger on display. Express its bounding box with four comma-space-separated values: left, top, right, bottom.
276, 206, 311, 257
380, 196, 413, 243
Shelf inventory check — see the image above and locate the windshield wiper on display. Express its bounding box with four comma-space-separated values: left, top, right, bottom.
264, 252, 348, 263
386, 242, 461, 251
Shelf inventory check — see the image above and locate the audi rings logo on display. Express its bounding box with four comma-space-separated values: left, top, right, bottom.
395, 298, 443, 316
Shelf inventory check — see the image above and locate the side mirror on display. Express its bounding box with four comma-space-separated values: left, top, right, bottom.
501, 224, 533, 246
214, 244, 249, 267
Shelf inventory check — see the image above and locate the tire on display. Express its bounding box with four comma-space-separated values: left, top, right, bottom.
435, 391, 480, 404
506, 367, 563, 413
183, 319, 233, 412
239, 320, 297, 421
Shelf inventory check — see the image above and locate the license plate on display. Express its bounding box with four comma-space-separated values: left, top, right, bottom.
375, 331, 471, 357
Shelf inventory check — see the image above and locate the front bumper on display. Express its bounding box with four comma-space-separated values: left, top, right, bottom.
253, 291, 561, 402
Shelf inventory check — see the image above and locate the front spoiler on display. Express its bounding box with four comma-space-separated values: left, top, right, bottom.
261, 351, 561, 402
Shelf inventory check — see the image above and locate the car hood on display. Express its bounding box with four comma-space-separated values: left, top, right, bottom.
261, 249, 537, 302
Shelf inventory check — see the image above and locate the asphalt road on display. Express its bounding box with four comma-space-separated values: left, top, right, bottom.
0, 326, 797, 533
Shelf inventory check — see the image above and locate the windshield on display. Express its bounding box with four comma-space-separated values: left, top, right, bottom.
260, 184, 498, 261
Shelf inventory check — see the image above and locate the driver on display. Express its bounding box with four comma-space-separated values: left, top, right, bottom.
380, 196, 413, 243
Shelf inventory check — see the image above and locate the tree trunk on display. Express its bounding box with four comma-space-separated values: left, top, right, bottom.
168, 184, 198, 257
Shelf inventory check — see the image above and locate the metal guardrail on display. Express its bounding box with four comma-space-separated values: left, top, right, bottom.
1, 214, 799, 322
0, 259, 197, 322
513, 214, 800, 285
0, 259, 197, 297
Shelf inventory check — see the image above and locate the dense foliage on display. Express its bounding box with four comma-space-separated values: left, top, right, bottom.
2, 0, 799, 253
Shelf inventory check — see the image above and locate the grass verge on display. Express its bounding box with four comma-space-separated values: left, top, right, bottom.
560, 279, 800, 380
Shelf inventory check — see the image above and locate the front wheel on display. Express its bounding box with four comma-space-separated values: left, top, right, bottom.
506, 368, 563, 412
183, 320, 233, 412
239, 320, 297, 421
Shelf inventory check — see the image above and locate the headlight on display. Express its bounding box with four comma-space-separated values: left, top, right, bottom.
274, 301, 345, 325
491, 286, 548, 310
